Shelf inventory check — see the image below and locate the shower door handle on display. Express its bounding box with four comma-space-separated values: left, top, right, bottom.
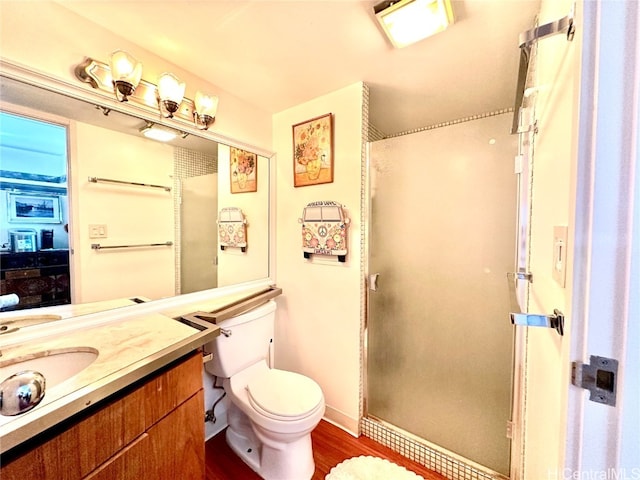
369, 273, 380, 292
507, 271, 532, 313
507, 272, 564, 336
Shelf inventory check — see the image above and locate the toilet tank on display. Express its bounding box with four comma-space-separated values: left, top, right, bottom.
204, 300, 276, 378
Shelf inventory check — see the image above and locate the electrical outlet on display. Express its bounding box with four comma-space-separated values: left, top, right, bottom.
89, 224, 108, 239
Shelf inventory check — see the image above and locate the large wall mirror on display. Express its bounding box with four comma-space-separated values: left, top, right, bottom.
0, 72, 272, 315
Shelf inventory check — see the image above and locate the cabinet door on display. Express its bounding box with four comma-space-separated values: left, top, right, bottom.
146, 390, 205, 480
0, 385, 146, 480
83, 433, 149, 480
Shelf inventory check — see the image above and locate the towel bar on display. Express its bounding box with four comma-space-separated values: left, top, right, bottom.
88, 176, 171, 192
91, 241, 173, 250
181, 286, 282, 325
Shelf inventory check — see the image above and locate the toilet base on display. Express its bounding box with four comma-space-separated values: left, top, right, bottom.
225, 403, 316, 480
226, 426, 262, 473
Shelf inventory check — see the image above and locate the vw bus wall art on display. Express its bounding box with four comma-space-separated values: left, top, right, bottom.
298, 201, 349, 262
218, 207, 247, 252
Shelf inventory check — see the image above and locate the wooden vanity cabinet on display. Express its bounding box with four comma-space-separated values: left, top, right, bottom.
0, 351, 205, 480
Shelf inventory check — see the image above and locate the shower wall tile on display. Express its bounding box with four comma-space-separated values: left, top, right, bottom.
384, 108, 513, 139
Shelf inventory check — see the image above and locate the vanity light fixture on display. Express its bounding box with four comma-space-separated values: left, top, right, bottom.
374, 0, 454, 48
193, 91, 219, 130
75, 53, 219, 130
157, 72, 186, 118
109, 50, 143, 102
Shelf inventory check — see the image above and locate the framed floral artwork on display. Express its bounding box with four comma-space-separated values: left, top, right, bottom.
292, 113, 333, 187
230, 147, 257, 193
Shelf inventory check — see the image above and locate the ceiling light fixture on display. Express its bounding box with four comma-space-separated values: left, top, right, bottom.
139, 122, 179, 142
374, 0, 454, 48
75, 53, 219, 130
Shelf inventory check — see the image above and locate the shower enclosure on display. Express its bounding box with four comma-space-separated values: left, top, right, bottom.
366, 112, 517, 476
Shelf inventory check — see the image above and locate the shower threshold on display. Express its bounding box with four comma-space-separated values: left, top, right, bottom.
360, 416, 508, 480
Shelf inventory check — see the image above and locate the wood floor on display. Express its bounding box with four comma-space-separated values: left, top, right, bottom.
205, 419, 447, 480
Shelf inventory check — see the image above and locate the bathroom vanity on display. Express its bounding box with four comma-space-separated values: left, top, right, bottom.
0, 352, 204, 480
0, 282, 279, 479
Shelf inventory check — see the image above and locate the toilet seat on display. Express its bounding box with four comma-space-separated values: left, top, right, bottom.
247, 369, 323, 420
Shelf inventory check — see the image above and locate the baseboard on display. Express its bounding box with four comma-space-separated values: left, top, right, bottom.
323, 405, 359, 436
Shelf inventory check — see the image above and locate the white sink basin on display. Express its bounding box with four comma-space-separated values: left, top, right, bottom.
0, 347, 99, 390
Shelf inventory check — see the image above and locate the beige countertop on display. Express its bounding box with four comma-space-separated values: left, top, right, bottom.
0, 280, 279, 454
0, 310, 217, 454
0, 297, 150, 331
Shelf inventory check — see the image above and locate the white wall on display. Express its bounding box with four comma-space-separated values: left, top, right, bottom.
0, 1, 272, 151
72, 122, 175, 302
521, 0, 582, 477
273, 83, 364, 433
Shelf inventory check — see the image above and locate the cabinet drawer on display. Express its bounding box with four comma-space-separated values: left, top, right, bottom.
143, 350, 203, 428
1, 252, 37, 270
37, 250, 69, 266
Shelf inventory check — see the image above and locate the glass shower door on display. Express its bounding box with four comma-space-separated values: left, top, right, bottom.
181, 173, 218, 293
367, 113, 516, 476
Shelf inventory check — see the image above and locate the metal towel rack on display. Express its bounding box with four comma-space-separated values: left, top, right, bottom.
181, 286, 283, 327
88, 176, 171, 192
91, 241, 173, 250
507, 272, 564, 336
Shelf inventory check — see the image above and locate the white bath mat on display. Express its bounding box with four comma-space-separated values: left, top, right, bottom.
325, 455, 425, 480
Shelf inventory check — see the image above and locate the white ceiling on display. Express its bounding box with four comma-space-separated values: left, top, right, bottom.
59, 0, 541, 136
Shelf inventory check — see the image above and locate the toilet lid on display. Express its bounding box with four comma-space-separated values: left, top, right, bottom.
247, 369, 322, 418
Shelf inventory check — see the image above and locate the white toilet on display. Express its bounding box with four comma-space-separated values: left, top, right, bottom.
204, 300, 325, 480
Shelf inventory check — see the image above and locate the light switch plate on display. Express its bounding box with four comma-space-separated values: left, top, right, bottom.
553, 225, 568, 287
89, 224, 108, 239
